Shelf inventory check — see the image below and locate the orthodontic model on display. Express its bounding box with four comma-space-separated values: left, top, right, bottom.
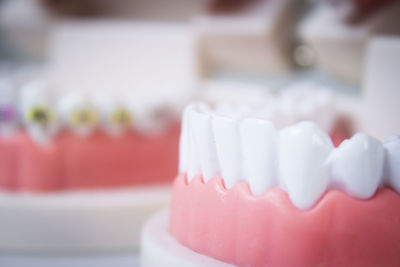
0, 76, 182, 253
0, 80, 180, 191
142, 101, 400, 267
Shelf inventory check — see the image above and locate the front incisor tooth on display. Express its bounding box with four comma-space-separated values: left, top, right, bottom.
329, 133, 384, 199
180, 104, 201, 182
383, 135, 400, 192
191, 110, 219, 182
240, 118, 277, 195
212, 115, 242, 189
178, 105, 190, 173
278, 121, 333, 210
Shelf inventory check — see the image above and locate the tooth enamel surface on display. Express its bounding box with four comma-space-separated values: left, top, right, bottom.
186, 106, 201, 182
278, 121, 333, 210
191, 109, 219, 182
240, 118, 277, 195
212, 114, 242, 189
329, 133, 384, 199
178, 105, 191, 173
383, 135, 400, 192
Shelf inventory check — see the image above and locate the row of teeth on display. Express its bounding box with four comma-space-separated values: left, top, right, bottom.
179, 102, 400, 210
199, 81, 337, 131
0, 80, 177, 143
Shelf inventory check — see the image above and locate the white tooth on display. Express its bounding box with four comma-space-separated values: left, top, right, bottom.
93, 92, 129, 136
383, 135, 400, 192
329, 133, 384, 199
184, 105, 201, 182
212, 114, 242, 189
240, 118, 277, 195
191, 108, 219, 182
278, 121, 333, 209
178, 105, 191, 173
58, 92, 97, 137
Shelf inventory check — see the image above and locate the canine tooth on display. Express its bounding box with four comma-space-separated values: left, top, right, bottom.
278, 121, 333, 209
240, 118, 277, 195
191, 108, 219, 182
329, 133, 384, 199
212, 114, 242, 189
383, 135, 400, 192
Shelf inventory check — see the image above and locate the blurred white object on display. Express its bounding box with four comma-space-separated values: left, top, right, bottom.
46, 21, 196, 110
362, 36, 400, 140
299, 1, 400, 83
194, 0, 301, 78
0, 185, 170, 253
0, 254, 139, 267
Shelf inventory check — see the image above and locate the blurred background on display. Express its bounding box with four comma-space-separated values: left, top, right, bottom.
0, 0, 399, 266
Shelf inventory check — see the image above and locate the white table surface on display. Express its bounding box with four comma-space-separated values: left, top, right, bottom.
0, 253, 140, 267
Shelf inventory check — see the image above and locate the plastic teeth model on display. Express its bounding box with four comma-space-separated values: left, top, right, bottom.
19, 80, 58, 143
58, 91, 98, 137
179, 102, 395, 209
141, 101, 400, 267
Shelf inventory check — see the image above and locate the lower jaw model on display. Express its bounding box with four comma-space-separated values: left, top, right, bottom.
141, 102, 400, 267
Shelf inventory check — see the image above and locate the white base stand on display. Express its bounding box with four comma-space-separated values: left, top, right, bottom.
0, 185, 170, 253
140, 210, 234, 267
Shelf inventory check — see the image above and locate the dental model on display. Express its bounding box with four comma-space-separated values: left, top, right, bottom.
0, 79, 180, 253
141, 102, 400, 267
0, 80, 180, 191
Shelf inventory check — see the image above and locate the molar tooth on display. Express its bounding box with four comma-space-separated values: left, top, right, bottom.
191, 107, 219, 182
329, 133, 384, 199
383, 135, 400, 192
240, 118, 277, 195
212, 114, 242, 189
278, 121, 333, 209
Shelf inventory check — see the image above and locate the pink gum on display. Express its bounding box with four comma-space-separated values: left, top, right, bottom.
169, 174, 400, 267
0, 123, 180, 192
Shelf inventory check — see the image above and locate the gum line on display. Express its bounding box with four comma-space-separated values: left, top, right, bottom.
0, 123, 180, 191
169, 173, 400, 267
